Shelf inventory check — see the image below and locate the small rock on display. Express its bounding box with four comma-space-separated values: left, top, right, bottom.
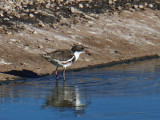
45, 3, 50, 8
14, 14, 21, 18
113, 12, 118, 15
59, 4, 63, 7
56, 7, 60, 10
129, 8, 135, 12
37, 67, 41, 69
124, 3, 132, 10
50, 4, 55, 8
148, 4, 153, 8
24, 9, 29, 12
79, 3, 83, 8
38, 45, 43, 49
50, 24, 57, 29
129, 33, 134, 36
33, 31, 37, 34
3, 18, 10, 21
30, 9, 35, 12
6, 31, 12, 35
144, 3, 148, 7
108, 0, 113, 4
70, 7, 82, 13
10, 39, 17, 42
24, 43, 29, 46
45, 0, 51, 3
28, 1, 33, 5
133, 5, 138, 9
20, 63, 24, 65
70, 7, 76, 13
0, 12, 4, 17
23, 4, 28, 8
117, 6, 122, 11
39, 21, 45, 27
29, 13, 34, 18
34, 10, 39, 14
139, 5, 144, 9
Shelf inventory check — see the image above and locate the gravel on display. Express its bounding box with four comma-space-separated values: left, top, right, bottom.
0, 0, 159, 33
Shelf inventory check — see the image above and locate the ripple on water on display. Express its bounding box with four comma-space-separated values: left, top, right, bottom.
0, 59, 160, 120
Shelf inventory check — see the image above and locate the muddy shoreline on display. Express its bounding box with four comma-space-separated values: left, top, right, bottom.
1, 54, 160, 83
0, 1, 160, 81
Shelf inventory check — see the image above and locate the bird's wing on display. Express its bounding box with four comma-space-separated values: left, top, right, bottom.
46, 50, 74, 61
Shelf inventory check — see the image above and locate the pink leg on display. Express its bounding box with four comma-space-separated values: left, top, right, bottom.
55, 66, 58, 80
63, 68, 66, 80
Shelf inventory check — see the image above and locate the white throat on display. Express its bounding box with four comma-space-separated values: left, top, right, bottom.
74, 51, 84, 61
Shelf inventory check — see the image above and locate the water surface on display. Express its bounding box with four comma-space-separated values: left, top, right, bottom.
0, 59, 160, 120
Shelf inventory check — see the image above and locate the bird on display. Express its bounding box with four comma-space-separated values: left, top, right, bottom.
43, 45, 91, 80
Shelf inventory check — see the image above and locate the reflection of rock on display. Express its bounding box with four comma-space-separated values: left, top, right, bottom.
45, 83, 87, 112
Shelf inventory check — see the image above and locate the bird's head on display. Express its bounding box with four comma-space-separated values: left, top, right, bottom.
71, 45, 91, 56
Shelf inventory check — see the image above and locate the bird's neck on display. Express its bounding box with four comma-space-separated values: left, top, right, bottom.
74, 51, 83, 61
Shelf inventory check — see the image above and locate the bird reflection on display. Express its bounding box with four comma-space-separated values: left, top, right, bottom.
44, 80, 89, 114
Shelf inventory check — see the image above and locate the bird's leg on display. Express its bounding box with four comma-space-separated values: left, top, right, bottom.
63, 67, 66, 81
55, 66, 58, 80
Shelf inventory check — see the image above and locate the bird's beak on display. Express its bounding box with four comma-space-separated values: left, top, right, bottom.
85, 50, 91, 56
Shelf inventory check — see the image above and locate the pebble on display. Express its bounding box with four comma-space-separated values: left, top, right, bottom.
37, 67, 41, 69
148, 4, 153, 8
108, 0, 113, 5
14, 14, 21, 18
0, 0, 158, 31
129, 8, 135, 12
144, 3, 148, 7
6, 31, 12, 35
45, 3, 51, 8
20, 62, 24, 65
70, 7, 76, 13
133, 5, 138, 9
38, 45, 43, 49
29, 13, 34, 18
79, 3, 84, 8
85, 4, 90, 8
117, 6, 122, 11
24, 9, 29, 12
124, 3, 132, 10
3, 18, 10, 21
39, 21, 45, 27
139, 5, 144, 9
10, 39, 17, 42
0, 13, 4, 17
33, 30, 38, 34
34, 10, 39, 14
70, 7, 81, 13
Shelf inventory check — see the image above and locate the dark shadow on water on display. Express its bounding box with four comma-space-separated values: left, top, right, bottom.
1, 69, 40, 78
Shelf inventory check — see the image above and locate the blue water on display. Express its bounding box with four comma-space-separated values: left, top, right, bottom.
0, 59, 160, 120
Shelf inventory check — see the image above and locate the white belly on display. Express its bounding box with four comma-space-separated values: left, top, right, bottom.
52, 56, 74, 68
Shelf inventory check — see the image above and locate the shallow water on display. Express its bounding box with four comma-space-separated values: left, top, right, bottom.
0, 59, 160, 120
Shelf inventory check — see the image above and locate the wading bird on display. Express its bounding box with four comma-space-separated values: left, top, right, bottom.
43, 45, 91, 80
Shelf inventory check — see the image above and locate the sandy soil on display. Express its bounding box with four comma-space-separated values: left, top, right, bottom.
0, 8, 160, 81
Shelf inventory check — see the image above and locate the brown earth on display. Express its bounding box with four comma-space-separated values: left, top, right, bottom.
0, 8, 160, 81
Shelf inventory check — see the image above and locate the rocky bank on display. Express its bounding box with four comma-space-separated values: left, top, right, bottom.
0, 0, 160, 81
